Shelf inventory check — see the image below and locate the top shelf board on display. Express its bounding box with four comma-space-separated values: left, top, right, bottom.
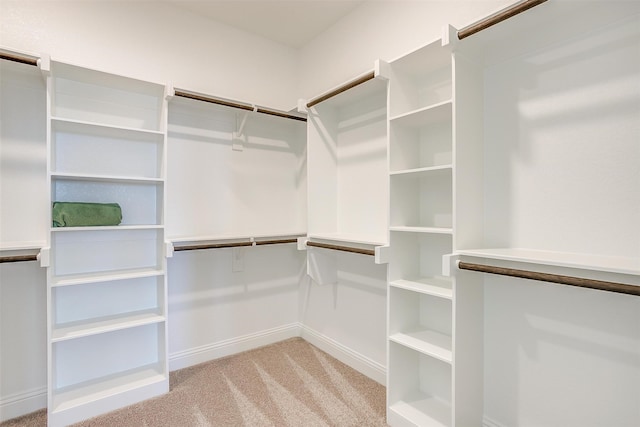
51, 61, 165, 97
456, 248, 640, 277
389, 38, 451, 79
455, 0, 640, 67
306, 73, 387, 110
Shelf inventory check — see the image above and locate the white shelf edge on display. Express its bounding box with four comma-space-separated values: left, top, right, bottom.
0, 241, 45, 252
390, 277, 453, 299
51, 363, 166, 414
52, 267, 165, 287
51, 225, 163, 232
52, 310, 165, 342
307, 233, 386, 248
456, 248, 640, 277
168, 231, 307, 245
389, 394, 452, 427
389, 329, 453, 364
390, 226, 453, 235
51, 172, 164, 184
51, 116, 164, 136
390, 164, 452, 176
389, 98, 453, 123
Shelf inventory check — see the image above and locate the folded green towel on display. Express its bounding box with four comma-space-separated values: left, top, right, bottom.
52, 202, 122, 227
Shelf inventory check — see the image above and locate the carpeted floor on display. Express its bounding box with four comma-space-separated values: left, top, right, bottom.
2, 338, 387, 426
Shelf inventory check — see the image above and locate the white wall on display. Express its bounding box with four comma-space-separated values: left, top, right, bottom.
297, 0, 515, 101
0, 0, 299, 111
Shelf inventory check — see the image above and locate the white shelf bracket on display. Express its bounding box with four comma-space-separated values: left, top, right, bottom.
232, 110, 251, 151
232, 247, 245, 272
297, 237, 308, 251
374, 59, 391, 81
165, 241, 175, 258
442, 24, 459, 49
38, 247, 50, 268
38, 53, 50, 77
166, 83, 175, 101
297, 99, 308, 115
374, 245, 390, 265
442, 253, 460, 277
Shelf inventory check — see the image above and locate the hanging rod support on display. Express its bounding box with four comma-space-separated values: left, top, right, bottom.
457, 0, 548, 40
457, 261, 640, 297
306, 71, 376, 108
307, 241, 375, 256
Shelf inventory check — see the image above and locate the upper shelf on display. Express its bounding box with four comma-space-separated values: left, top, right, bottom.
456, 248, 640, 277
454, 1, 640, 67
50, 61, 166, 132
304, 70, 387, 111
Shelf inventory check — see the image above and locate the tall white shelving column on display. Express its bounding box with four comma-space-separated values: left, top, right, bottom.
386, 35, 459, 426
43, 60, 169, 427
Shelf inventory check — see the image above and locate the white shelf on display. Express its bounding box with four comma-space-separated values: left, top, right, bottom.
456, 248, 640, 277
390, 277, 453, 299
51, 116, 164, 136
307, 233, 386, 248
390, 329, 452, 363
52, 267, 165, 287
390, 226, 453, 235
389, 100, 452, 125
52, 225, 163, 232
51, 363, 166, 413
390, 165, 452, 177
51, 172, 164, 184
52, 310, 165, 342
389, 393, 452, 427
307, 72, 387, 109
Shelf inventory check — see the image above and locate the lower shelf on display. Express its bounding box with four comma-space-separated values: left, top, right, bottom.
52, 310, 165, 342
389, 393, 451, 427
389, 330, 452, 364
50, 363, 167, 423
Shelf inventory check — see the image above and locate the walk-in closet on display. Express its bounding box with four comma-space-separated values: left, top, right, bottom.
1, 1, 638, 426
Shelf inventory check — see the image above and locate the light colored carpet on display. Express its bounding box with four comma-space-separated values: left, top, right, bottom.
2, 338, 387, 426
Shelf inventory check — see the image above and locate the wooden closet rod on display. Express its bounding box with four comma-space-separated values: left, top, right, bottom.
0, 254, 38, 264
306, 71, 376, 108
254, 238, 298, 246
173, 241, 254, 252
174, 238, 299, 252
458, 261, 640, 296
457, 0, 548, 40
0, 52, 38, 66
307, 241, 375, 256
174, 89, 307, 122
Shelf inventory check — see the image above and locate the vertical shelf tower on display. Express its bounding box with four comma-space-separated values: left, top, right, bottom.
386, 28, 484, 426
43, 60, 169, 426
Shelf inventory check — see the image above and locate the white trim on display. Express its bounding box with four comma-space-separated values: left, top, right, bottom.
483, 415, 509, 427
0, 386, 47, 423
300, 324, 386, 385
168, 323, 302, 371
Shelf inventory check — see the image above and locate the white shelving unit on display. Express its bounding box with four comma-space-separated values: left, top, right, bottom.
386, 36, 462, 427
44, 60, 169, 426
304, 67, 389, 249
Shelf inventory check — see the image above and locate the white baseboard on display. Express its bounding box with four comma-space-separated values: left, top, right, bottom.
484, 415, 509, 427
168, 323, 302, 371
299, 324, 386, 386
0, 386, 47, 423
168, 322, 387, 387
